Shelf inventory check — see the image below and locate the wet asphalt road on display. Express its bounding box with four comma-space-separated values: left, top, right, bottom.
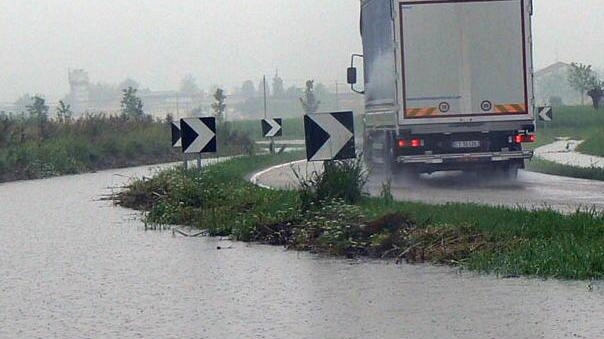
253, 161, 604, 213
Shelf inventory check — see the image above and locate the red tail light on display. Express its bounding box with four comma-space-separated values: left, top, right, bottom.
514, 134, 536, 143
398, 138, 423, 148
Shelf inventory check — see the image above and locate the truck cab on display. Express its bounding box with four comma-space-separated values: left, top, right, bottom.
349, 0, 536, 178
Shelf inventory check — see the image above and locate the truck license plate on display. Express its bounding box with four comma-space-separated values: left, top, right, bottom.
452, 140, 481, 149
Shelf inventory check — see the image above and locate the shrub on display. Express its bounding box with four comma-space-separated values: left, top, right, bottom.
294, 157, 368, 209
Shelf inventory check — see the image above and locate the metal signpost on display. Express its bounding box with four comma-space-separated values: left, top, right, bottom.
262, 118, 282, 153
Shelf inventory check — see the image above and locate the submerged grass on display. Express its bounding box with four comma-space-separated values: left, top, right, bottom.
115, 154, 604, 280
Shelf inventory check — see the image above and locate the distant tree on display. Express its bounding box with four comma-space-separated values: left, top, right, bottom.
240, 80, 256, 98
27, 95, 49, 121
211, 88, 226, 125
118, 78, 140, 91
272, 71, 285, 97
26, 95, 49, 140
55, 100, 72, 122
587, 80, 603, 110
300, 80, 320, 114
120, 87, 144, 118
180, 74, 201, 97
568, 63, 597, 105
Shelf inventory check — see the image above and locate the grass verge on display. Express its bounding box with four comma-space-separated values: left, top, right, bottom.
527, 158, 604, 181
114, 154, 604, 280
577, 128, 604, 157
527, 106, 604, 179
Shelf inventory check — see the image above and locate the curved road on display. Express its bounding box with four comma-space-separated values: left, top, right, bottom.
253, 161, 604, 213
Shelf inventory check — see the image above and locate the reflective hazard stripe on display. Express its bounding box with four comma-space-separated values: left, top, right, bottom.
405, 107, 438, 117
495, 103, 526, 114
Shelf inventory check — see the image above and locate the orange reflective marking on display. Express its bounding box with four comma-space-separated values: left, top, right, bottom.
405, 107, 437, 117
495, 103, 526, 113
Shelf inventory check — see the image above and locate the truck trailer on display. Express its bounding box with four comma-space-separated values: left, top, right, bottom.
348, 0, 536, 178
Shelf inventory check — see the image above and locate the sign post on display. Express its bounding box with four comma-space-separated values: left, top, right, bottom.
171, 121, 187, 169
262, 118, 282, 154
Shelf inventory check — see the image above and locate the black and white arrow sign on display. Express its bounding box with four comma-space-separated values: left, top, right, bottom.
171, 121, 181, 148
304, 111, 355, 162
180, 117, 217, 154
538, 106, 553, 122
261, 118, 282, 138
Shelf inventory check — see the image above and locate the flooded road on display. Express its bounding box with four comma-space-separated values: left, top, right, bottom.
254, 160, 604, 213
1, 164, 603, 338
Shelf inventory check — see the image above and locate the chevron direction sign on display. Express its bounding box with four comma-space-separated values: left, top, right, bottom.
538, 106, 553, 122
180, 117, 216, 154
171, 121, 181, 148
304, 111, 355, 162
261, 118, 282, 138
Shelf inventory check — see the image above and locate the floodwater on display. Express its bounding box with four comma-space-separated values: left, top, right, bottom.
255, 160, 604, 213
534, 140, 604, 168
1, 164, 603, 339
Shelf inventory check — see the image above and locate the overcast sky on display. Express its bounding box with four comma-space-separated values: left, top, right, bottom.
1, 0, 603, 102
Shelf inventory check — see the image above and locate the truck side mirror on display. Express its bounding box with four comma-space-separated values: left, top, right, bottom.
349, 53, 364, 94
347, 67, 357, 85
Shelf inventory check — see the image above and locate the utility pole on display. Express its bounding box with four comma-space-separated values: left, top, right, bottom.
335, 81, 340, 111
263, 75, 275, 154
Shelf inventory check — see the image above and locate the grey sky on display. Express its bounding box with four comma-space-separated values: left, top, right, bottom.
0, 0, 602, 102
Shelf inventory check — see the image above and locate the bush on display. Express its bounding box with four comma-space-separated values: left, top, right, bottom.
294, 157, 368, 209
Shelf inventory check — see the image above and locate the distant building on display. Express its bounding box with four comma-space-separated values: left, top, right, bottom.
534, 62, 581, 106
68, 69, 90, 112
64, 69, 210, 118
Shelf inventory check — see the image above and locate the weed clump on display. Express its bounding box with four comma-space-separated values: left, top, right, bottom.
294, 157, 368, 209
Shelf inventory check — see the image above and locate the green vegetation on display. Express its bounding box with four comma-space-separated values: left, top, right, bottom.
528, 158, 604, 181
0, 113, 179, 182
534, 106, 604, 146
577, 128, 604, 157
528, 106, 604, 178
0, 110, 257, 182
115, 154, 604, 280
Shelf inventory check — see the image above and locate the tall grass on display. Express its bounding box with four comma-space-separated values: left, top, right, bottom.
0, 113, 179, 181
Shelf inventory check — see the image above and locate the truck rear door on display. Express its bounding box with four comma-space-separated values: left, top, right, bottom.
397, 0, 533, 124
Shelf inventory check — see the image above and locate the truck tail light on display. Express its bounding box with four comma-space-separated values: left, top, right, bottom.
398, 138, 423, 148
514, 134, 536, 144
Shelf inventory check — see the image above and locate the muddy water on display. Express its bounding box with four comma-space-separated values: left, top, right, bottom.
1, 164, 603, 339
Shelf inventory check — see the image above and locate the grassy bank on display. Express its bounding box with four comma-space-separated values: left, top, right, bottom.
527, 106, 604, 178
528, 158, 604, 181
0, 114, 182, 182
115, 155, 604, 280
0, 113, 260, 182
577, 128, 604, 157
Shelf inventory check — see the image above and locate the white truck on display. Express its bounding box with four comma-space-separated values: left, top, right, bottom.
348, 0, 536, 178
